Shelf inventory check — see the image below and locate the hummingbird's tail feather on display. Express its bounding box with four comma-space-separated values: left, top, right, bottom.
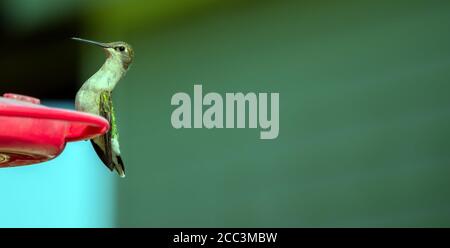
91, 138, 125, 177
91, 139, 114, 171
115, 155, 125, 178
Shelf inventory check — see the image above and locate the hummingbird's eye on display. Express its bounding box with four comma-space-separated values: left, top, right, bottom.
116, 46, 125, 52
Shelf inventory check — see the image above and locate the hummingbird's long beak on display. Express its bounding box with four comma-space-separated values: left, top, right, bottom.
71, 37, 110, 48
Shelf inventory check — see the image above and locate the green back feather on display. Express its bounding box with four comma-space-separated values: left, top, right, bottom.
100, 91, 119, 139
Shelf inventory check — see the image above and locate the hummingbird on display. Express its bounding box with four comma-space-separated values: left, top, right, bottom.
72, 37, 134, 177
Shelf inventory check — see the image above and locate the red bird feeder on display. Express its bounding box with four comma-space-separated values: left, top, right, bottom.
0, 93, 109, 167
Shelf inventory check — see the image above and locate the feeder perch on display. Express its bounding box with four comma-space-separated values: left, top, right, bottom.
0, 93, 109, 167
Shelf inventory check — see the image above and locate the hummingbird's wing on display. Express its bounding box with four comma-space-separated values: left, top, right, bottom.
91, 91, 114, 170
91, 91, 126, 177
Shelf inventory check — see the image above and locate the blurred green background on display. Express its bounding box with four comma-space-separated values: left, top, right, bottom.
0, 0, 449, 227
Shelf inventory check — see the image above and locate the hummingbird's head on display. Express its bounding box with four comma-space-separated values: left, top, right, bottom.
72, 37, 134, 69
105, 41, 134, 69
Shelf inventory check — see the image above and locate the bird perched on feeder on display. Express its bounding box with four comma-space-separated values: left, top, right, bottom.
72, 37, 134, 177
